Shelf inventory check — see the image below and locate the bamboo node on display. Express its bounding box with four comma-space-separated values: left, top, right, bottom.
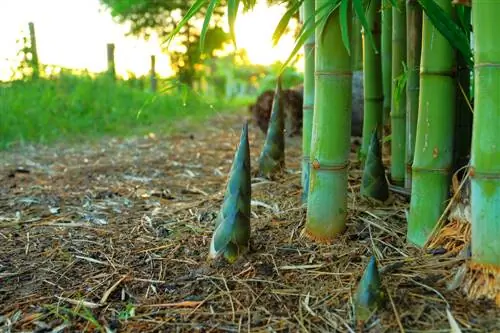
411, 166, 450, 175
474, 62, 500, 69
469, 167, 500, 179
315, 70, 352, 77
311, 159, 349, 171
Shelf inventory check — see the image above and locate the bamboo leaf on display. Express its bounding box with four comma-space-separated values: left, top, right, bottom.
165, 0, 207, 46
353, 0, 377, 53
418, 0, 473, 67
200, 0, 220, 53
318, 1, 342, 41
455, 5, 472, 41
228, 0, 241, 47
278, 1, 339, 74
393, 61, 408, 107
272, 0, 303, 46
340, 0, 351, 55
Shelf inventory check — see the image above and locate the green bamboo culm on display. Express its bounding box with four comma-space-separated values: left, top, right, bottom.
390, 0, 407, 186
258, 77, 285, 179
353, 256, 385, 323
209, 122, 251, 263
407, 0, 456, 247
361, 130, 389, 201
470, 0, 500, 269
381, 0, 393, 158
360, 0, 383, 162
305, 1, 352, 242
404, 0, 422, 189
301, 0, 315, 204
352, 2, 364, 73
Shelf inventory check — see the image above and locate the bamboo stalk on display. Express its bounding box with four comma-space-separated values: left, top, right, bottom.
352, 4, 363, 73
305, 1, 352, 241
470, 1, 500, 267
390, 0, 407, 186
404, 0, 422, 189
301, 0, 315, 204
407, 0, 456, 247
381, 0, 393, 158
360, 0, 383, 162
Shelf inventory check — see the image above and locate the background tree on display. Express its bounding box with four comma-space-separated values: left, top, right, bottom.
99, 0, 230, 87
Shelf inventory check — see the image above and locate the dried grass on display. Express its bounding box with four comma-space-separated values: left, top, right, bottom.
1, 112, 499, 332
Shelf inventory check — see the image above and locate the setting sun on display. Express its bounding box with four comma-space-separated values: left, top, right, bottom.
0, 0, 302, 81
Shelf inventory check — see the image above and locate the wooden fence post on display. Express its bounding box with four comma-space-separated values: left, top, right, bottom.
28, 22, 40, 79
107, 43, 116, 80
150, 55, 157, 92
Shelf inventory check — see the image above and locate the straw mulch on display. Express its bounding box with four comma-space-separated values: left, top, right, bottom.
1, 111, 499, 332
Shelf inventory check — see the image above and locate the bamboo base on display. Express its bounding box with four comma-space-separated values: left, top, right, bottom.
463, 262, 500, 306
302, 225, 346, 244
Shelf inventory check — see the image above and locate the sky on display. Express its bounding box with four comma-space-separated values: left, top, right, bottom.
0, 0, 301, 81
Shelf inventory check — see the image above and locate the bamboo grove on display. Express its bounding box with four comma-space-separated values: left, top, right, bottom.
168, 0, 499, 308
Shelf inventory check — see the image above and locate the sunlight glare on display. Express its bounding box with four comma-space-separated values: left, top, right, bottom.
234, 2, 303, 69
0, 0, 302, 81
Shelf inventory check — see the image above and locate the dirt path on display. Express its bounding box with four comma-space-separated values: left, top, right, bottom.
1, 111, 498, 332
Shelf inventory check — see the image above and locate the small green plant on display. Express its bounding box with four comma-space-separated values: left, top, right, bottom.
118, 303, 136, 320
0, 72, 232, 150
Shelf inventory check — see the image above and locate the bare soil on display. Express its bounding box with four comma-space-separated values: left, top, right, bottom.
1, 111, 499, 332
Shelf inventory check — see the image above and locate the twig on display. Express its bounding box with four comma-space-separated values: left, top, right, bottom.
139, 301, 204, 308
55, 296, 102, 309
387, 288, 405, 333
100, 275, 128, 304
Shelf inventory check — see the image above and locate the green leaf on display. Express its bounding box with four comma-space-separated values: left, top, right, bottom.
418, 0, 473, 67
393, 61, 408, 107
318, 1, 342, 40
165, 0, 207, 47
272, 0, 304, 46
228, 0, 241, 47
353, 0, 377, 53
200, 0, 221, 53
455, 5, 472, 42
340, 0, 351, 55
278, 0, 341, 74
